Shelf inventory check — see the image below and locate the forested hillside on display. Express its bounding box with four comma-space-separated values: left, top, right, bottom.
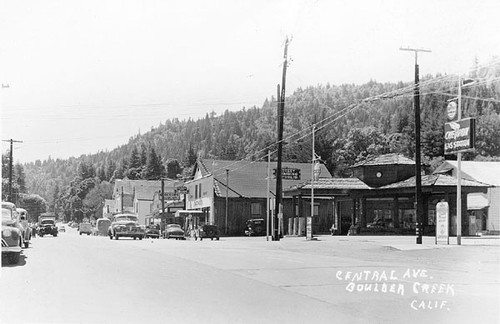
3, 60, 500, 221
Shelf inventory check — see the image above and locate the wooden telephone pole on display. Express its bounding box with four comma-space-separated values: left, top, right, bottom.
2, 139, 23, 203
274, 37, 290, 241
400, 46, 431, 244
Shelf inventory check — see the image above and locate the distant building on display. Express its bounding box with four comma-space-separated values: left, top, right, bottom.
102, 199, 116, 218
112, 179, 162, 225
434, 161, 500, 234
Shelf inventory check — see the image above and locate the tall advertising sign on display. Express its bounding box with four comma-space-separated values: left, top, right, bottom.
436, 201, 449, 245
444, 118, 476, 154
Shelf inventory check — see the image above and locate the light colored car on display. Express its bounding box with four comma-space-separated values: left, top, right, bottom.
58, 225, 66, 232
78, 223, 93, 235
163, 224, 185, 240
108, 214, 144, 240
2, 202, 23, 264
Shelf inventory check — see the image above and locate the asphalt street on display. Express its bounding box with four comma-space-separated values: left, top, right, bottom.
1, 227, 499, 324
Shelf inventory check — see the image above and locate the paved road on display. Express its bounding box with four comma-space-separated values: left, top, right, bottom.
1, 228, 499, 324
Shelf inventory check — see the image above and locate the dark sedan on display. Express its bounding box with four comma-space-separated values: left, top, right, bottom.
144, 225, 160, 239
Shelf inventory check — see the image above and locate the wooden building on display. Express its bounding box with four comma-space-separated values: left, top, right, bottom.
284, 154, 491, 236
184, 158, 333, 236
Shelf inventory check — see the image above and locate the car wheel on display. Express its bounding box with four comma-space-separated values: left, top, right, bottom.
139, 236, 143, 240
8, 252, 20, 264
114, 233, 119, 240
54, 234, 57, 237
24, 241, 29, 248
87, 233, 90, 236
80, 232, 82, 235
216, 237, 220, 240
133, 237, 136, 240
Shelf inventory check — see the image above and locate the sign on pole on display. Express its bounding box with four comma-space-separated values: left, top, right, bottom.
444, 118, 476, 154
273, 167, 301, 180
436, 201, 449, 245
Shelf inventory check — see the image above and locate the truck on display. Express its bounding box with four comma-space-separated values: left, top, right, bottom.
38, 213, 58, 237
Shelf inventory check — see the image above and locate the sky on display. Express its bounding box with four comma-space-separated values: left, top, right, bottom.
1, 0, 499, 164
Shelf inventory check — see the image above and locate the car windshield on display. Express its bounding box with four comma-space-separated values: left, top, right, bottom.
41, 220, 55, 225
167, 224, 181, 229
115, 216, 138, 222
2, 208, 12, 221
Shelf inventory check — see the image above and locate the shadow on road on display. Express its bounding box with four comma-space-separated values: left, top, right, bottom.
1, 253, 27, 267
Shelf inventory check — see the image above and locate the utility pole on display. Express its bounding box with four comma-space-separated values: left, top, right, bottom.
267, 150, 271, 241
226, 169, 229, 235
274, 37, 289, 241
400, 46, 431, 245
161, 179, 165, 229
2, 139, 23, 203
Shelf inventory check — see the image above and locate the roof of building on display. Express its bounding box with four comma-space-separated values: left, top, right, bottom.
434, 160, 500, 186
196, 158, 332, 199
351, 153, 415, 168
379, 174, 491, 189
287, 177, 372, 191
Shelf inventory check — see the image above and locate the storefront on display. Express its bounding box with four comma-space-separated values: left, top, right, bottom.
285, 173, 490, 236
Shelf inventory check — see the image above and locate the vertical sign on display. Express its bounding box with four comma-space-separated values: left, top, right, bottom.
436, 201, 449, 245
306, 217, 312, 240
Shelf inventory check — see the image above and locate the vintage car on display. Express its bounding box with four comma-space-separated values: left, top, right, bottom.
94, 218, 111, 236
2, 203, 23, 264
163, 224, 185, 240
38, 214, 58, 237
196, 224, 220, 241
108, 213, 144, 240
16, 208, 32, 247
144, 224, 160, 239
244, 218, 266, 236
78, 223, 93, 235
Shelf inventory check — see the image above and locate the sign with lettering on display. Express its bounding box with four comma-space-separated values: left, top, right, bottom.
436, 201, 449, 245
163, 191, 179, 200
176, 186, 188, 195
273, 167, 301, 180
306, 216, 313, 240
444, 118, 475, 154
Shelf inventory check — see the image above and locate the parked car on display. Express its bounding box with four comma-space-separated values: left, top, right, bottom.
78, 223, 93, 235
108, 213, 144, 240
94, 218, 111, 236
163, 224, 185, 240
58, 225, 66, 232
196, 224, 219, 241
1, 202, 23, 264
244, 218, 266, 236
144, 224, 160, 239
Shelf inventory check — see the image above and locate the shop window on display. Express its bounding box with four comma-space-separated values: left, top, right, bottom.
401, 209, 416, 230
428, 210, 436, 225
251, 203, 261, 216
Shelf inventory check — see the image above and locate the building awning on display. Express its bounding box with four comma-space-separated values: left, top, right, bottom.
468, 194, 489, 210
174, 210, 204, 217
